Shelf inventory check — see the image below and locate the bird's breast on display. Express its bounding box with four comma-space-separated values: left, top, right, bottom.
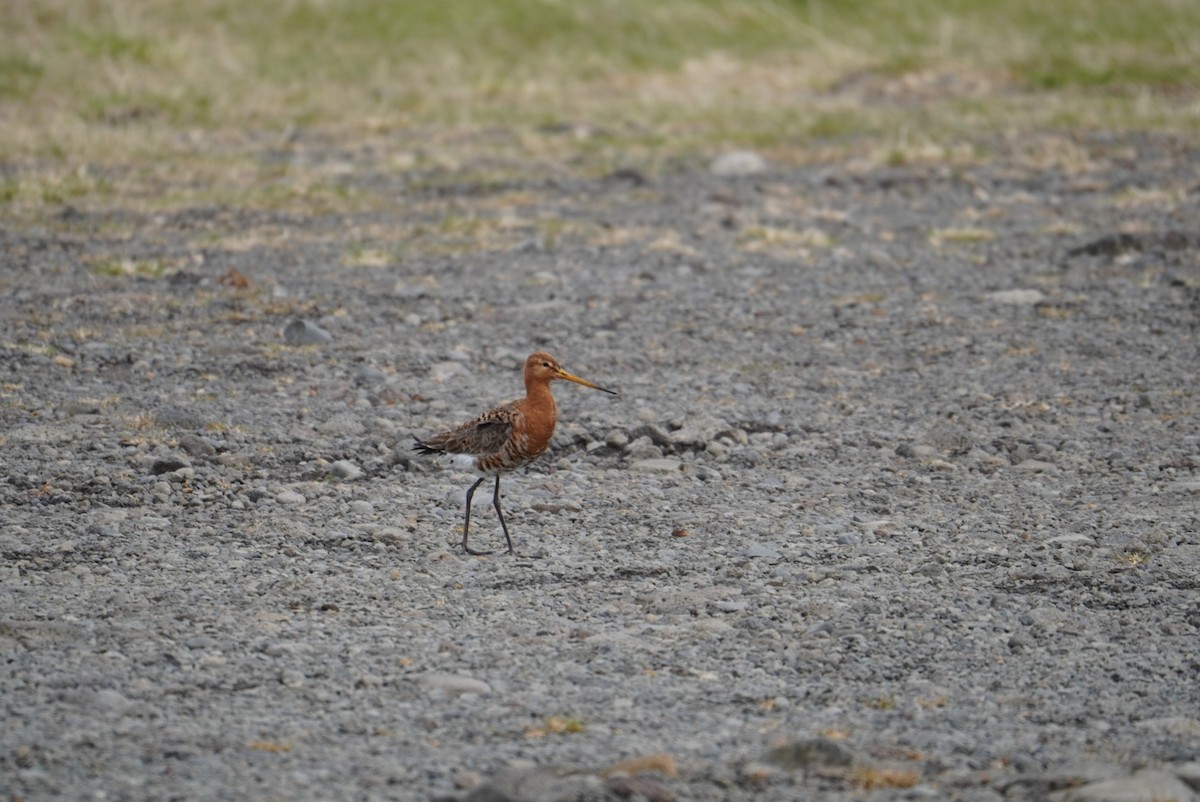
518, 398, 556, 456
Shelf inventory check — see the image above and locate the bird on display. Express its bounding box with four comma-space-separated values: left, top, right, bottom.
413, 352, 617, 556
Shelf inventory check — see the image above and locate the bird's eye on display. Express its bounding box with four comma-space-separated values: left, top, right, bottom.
542, 361, 552, 368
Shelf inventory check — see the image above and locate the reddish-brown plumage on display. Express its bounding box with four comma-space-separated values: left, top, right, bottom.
414, 352, 616, 555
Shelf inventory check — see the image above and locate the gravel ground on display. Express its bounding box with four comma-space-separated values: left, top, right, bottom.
2, 131, 1199, 802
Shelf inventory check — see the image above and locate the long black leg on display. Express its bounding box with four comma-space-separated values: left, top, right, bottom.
462, 477, 491, 555
492, 476, 514, 554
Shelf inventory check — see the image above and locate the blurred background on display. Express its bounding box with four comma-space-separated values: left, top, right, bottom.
2, 0, 1197, 213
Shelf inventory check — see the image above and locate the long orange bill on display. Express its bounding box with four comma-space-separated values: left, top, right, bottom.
555, 368, 617, 395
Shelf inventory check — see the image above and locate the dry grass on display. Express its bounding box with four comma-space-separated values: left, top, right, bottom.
1, 0, 1198, 218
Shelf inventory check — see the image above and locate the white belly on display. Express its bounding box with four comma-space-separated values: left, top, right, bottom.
451, 453, 482, 472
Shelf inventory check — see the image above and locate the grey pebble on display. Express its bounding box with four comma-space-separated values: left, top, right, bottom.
605, 430, 629, 449
185, 635, 219, 649
279, 668, 305, 688
1063, 768, 1197, 802
625, 436, 663, 460
328, 459, 364, 480
629, 423, 672, 448
150, 456, 189, 475
710, 150, 767, 176
355, 365, 387, 385
985, 288, 1046, 305
669, 413, 728, 447
178, 433, 217, 457
1173, 762, 1200, 789
283, 318, 333, 345
743, 543, 782, 560
705, 440, 730, 460
414, 672, 492, 697
629, 458, 683, 474
896, 442, 938, 458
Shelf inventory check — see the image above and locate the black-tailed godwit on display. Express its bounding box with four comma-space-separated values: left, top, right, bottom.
413, 352, 616, 555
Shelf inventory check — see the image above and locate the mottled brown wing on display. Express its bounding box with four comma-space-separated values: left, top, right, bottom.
415, 403, 517, 456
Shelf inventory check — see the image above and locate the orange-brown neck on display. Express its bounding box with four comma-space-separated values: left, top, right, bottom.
519, 377, 558, 455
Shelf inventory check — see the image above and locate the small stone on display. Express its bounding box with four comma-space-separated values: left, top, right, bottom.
454, 770, 484, 790
414, 672, 491, 697
328, 460, 363, 481
629, 423, 672, 448
150, 456, 189, 475
605, 430, 629, 449
279, 669, 305, 688
705, 440, 730, 460
348, 500, 374, 515
1016, 459, 1057, 473
630, 459, 683, 474
669, 414, 727, 447
178, 433, 217, 457
985, 288, 1046, 305
711, 150, 767, 176
1171, 761, 1200, 790
626, 436, 663, 461
1043, 533, 1094, 547
283, 318, 333, 345
276, 490, 307, 506
355, 365, 387, 385
744, 543, 782, 560
1063, 768, 1196, 802
896, 443, 937, 458
186, 635, 219, 650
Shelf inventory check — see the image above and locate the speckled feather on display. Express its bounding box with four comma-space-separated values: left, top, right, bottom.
413, 398, 551, 475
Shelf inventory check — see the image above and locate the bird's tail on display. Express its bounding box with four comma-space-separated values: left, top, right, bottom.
412, 437, 442, 456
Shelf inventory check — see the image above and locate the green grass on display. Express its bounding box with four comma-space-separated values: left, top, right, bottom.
89, 257, 170, 279
1, 0, 1197, 216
